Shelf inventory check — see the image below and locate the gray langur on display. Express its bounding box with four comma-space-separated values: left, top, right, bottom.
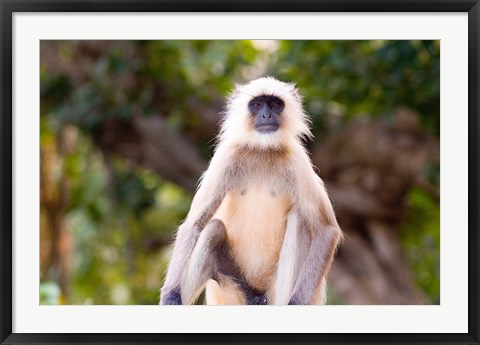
160, 77, 342, 305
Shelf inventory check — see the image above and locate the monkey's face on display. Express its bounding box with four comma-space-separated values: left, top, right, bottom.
220, 77, 312, 150
248, 95, 285, 133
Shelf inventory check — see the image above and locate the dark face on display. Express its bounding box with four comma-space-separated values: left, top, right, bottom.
248, 95, 285, 133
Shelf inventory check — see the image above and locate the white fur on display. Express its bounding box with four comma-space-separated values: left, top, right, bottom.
161, 76, 342, 305
219, 76, 312, 150
273, 210, 301, 304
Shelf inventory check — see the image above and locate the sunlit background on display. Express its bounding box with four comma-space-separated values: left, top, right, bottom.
40, 40, 440, 305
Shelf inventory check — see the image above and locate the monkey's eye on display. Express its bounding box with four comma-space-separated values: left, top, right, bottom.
271, 101, 283, 111
250, 102, 262, 110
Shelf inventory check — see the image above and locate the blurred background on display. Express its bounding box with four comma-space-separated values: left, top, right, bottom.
40, 40, 440, 305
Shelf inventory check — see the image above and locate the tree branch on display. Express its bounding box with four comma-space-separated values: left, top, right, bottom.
94, 115, 207, 192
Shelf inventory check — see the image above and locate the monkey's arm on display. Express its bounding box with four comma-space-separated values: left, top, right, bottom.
288, 222, 341, 305
275, 161, 342, 305
160, 155, 228, 305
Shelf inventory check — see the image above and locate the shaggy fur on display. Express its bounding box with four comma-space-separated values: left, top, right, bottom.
160, 77, 342, 305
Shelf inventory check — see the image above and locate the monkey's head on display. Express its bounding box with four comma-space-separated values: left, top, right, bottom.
219, 77, 312, 150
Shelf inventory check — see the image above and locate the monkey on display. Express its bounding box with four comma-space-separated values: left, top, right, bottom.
160, 76, 342, 305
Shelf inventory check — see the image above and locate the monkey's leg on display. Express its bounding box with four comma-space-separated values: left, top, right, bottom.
160, 224, 200, 305
208, 242, 268, 305
181, 218, 268, 305
207, 226, 268, 305
180, 219, 231, 305
160, 169, 226, 305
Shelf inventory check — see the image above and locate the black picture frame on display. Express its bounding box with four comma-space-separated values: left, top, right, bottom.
1, 1, 479, 344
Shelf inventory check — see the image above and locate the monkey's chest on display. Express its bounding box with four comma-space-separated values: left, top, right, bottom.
212, 186, 292, 291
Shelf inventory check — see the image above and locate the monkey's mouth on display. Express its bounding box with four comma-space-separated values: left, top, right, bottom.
256, 124, 279, 133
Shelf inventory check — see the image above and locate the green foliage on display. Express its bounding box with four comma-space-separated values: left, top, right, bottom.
272, 40, 440, 135
40, 281, 62, 305
62, 135, 192, 304
41, 41, 262, 134
400, 187, 440, 304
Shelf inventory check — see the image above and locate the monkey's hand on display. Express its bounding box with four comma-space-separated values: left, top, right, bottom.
160, 288, 182, 305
